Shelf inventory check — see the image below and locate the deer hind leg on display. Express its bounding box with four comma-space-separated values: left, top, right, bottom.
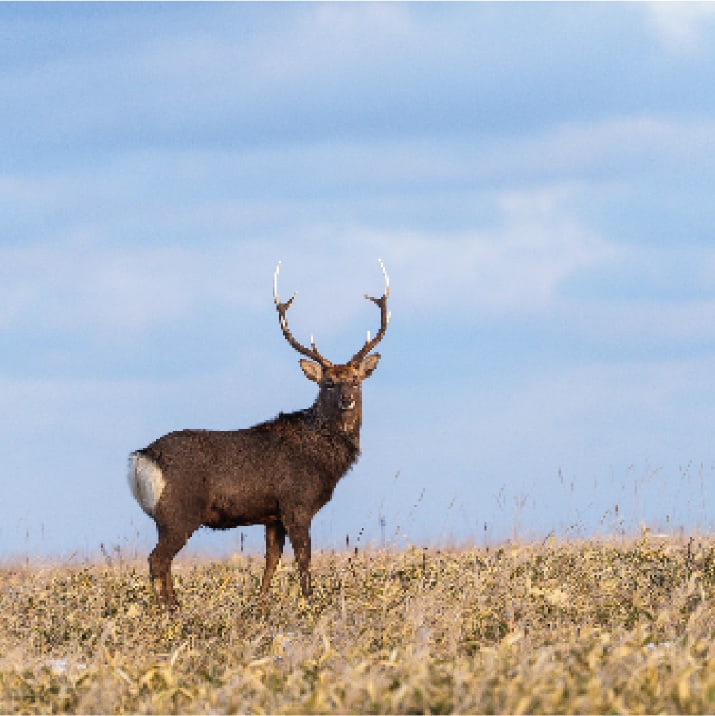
260, 521, 286, 595
285, 522, 313, 598
149, 524, 195, 609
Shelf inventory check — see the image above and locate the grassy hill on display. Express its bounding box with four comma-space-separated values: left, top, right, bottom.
2, 536, 715, 713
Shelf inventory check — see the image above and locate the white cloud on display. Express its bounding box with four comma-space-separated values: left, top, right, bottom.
0, 242, 260, 333
645, 3, 715, 53
4, 105, 711, 345
255, 4, 421, 83
478, 114, 715, 181
0, 163, 621, 340
358, 185, 620, 318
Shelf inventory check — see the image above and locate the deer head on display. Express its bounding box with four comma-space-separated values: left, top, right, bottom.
273, 260, 390, 435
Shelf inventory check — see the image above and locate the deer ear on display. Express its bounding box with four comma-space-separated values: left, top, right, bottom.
300, 359, 322, 383
358, 353, 381, 379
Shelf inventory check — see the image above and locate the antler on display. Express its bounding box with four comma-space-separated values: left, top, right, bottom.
273, 262, 333, 368
349, 258, 391, 365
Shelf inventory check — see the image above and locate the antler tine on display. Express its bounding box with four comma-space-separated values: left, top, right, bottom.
349, 258, 391, 365
273, 262, 332, 367
273, 261, 296, 309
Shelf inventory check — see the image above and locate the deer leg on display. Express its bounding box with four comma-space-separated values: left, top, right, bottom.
149, 525, 194, 609
286, 523, 313, 598
260, 521, 286, 595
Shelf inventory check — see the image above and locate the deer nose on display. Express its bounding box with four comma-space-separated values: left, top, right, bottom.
340, 394, 356, 410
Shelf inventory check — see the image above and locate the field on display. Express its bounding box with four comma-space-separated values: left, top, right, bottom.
2, 536, 715, 714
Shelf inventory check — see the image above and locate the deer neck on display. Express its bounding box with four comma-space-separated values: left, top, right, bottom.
308, 402, 362, 452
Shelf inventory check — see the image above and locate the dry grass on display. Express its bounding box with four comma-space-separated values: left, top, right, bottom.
2, 535, 715, 713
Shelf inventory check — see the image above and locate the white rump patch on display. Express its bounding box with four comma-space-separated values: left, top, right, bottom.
127, 452, 165, 518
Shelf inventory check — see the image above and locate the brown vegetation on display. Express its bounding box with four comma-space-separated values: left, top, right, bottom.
2, 536, 715, 713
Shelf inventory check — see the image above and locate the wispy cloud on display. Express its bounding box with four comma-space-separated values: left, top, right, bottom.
356, 187, 619, 319
0, 241, 259, 334
645, 3, 715, 53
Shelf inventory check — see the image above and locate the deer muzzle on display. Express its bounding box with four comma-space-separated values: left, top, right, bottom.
340, 395, 356, 411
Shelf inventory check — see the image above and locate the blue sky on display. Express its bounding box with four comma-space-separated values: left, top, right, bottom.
2, 2, 715, 559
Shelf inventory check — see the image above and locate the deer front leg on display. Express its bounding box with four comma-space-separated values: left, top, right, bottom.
260, 521, 286, 595
285, 522, 313, 597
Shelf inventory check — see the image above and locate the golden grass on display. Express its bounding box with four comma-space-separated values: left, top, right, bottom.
2, 535, 715, 713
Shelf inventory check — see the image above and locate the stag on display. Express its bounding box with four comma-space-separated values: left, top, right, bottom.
128, 261, 390, 607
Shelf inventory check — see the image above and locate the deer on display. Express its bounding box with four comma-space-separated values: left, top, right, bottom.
127, 260, 390, 608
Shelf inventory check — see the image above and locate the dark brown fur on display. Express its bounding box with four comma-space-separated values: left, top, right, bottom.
132, 356, 380, 607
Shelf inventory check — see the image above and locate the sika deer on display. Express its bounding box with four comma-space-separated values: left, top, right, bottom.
128, 261, 390, 607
